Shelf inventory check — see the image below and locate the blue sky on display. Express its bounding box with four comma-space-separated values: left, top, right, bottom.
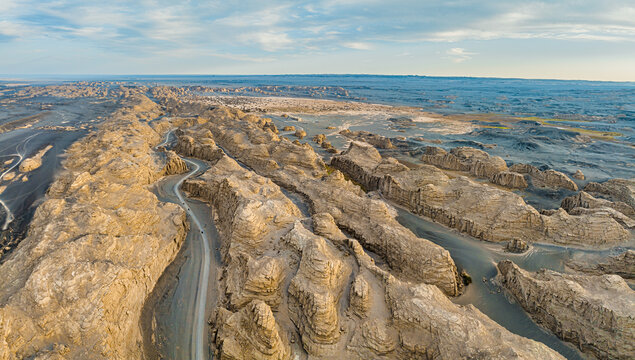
1, 0, 634, 81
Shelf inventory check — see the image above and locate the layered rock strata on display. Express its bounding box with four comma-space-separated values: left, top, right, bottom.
339, 129, 394, 149
566, 250, 635, 280
174, 106, 460, 296
421, 146, 508, 179
0, 95, 188, 359
561, 191, 635, 228
509, 163, 578, 191
331, 141, 630, 247
584, 178, 635, 210
165, 105, 566, 359
497, 260, 635, 359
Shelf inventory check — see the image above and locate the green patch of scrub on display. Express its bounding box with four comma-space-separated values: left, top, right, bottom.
519, 116, 591, 124
518, 117, 622, 141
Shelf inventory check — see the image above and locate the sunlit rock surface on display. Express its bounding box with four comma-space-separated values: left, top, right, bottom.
498, 260, 635, 359
0, 95, 188, 359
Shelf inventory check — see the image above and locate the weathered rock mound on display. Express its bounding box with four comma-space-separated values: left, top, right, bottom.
0, 95, 188, 359
584, 178, 635, 210
509, 163, 578, 191
567, 250, 635, 280
497, 260, 635, 359
160, 104, 565, 360
331, 141, 630, 247
421, 146, 508, 179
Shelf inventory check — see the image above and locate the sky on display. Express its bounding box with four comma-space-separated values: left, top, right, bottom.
1, 0, 634, 81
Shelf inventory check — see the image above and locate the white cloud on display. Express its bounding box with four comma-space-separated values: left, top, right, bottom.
240, 31, 293, 52
445, 48, 475, 63
0, 20, 33, 39
343, 41, 373, 50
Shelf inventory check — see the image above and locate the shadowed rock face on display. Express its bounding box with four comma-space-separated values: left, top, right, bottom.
497, 260, 635, 360
0, 95, 189, 359
567, 250, 635, 280
161, 103, 564, 359
509, 163, 578, 191
331, 141, 631, 247
584, 178, 635, 210
561, 191, 635, 228
215, 300, 291, 360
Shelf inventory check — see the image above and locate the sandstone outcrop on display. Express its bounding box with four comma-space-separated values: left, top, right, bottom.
584, 178, 635, 210
492, 170, 528, 189
497, 260, 635, 359
282, 125, 295, 131
160, 104, 567, 360
176, 106, 460, 296
561, 191, 635, 228
573, 169, 585, 180
566, 250, 635, 280
0, 95, 188, 359
349, 274, 371, 317
214, 300, 291, 360
505, 238, 530, 253
312, 133, 326, 145
331, 141, 630, 247
19, 145, 53, 173
160, 150, 188, 175
509, 163, 578, 191
339, 129, 394, 149
173, 128, 224, 163
285, 222, 350, 356
562, 191, 635, 217
294, 129, 307, 139
421, 145, 508, 179
346, 236, 564, 359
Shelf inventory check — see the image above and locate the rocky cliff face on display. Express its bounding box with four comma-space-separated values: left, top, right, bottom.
0, 95, 188, 359
584, 178, 635, 210
509, 163, 578, 191
166, 105, 564, 359
566, 250, 635, 281
497, 261, 635, 359
421, 146, 508, 180
174, 107, 460, 296
561, 191, 635, 228
420, 145, 580, 192
331, 141, 630, 247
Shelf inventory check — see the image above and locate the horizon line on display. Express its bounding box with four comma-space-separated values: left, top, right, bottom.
1, 73, 635, 84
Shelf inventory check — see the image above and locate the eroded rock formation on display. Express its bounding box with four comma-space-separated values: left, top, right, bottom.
497, 260, 635, 359
421, 146, 508, 179
509, 163, 578, 191
331, 141, 630, 247
339, 129, 394, 149
566, 250, 635, 280
0, 95, 188, 359
561, 191, 635, 228
161, 105, 566, 359
584, 178, 635, 210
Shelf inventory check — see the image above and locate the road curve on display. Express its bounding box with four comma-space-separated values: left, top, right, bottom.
156, 130, 212, 360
